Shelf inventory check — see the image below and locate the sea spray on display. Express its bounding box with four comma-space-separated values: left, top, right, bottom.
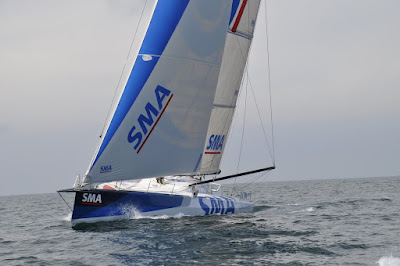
377, 256, 400, 266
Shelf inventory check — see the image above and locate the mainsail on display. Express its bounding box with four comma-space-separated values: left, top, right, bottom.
200, 0, 262, 174
84, 0, 234, 183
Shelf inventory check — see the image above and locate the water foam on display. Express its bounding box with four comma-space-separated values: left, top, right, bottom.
62, 213, 72, 222
121, 205, 185, 220
128, 212, 185, 220
305, 207, 315, 212
377, 256, 400, 266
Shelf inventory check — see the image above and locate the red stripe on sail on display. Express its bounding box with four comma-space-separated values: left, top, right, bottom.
205, 152, 221, 155
137, 94, 174, 154
82, 202, 102, 206
232, 0, 248, 33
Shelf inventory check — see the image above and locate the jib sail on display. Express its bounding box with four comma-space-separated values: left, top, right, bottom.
200, 0, 262, 174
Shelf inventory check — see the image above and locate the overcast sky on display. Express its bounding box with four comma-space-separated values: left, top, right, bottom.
1, 0, 399, 196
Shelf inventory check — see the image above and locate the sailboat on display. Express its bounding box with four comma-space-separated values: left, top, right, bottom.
58, 0, 275, 226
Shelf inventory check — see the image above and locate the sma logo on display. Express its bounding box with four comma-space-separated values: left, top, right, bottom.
205, 134, 225, 154
82, 193, 102, 205
100, 165, 112, 173
127, 85, 173, 154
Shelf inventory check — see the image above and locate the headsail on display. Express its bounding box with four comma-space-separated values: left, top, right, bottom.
84, 0, 234, 183
200, 0, 262, 174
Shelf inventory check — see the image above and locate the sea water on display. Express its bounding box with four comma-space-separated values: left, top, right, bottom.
1, 176, 399, 265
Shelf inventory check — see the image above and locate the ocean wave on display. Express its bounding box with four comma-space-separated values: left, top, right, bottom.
253, 205, 273, 212
254, 203, 317, 214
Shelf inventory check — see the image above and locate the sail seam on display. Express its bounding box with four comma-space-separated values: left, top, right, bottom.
228, 30, 252, 40
213, 103, 236, 109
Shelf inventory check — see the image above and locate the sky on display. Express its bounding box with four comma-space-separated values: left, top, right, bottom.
1, 0, 399, 196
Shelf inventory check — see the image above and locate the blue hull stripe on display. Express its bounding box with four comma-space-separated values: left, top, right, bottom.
92, 0, 190, 168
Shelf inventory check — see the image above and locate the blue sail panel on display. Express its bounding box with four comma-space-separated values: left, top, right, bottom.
91, 0, 190, 169
88, 0, 233, 183
230, 0, 241, 24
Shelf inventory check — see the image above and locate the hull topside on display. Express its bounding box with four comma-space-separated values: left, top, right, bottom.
71, 189, 253, 225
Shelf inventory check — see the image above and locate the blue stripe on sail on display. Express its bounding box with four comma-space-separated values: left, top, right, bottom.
229, 0, 240, 25
91, 0, 190, 169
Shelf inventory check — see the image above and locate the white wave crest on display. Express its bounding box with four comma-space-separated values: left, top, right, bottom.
305, 207, 315, 212
291, 206, 315, 213
377, 256, 400, 266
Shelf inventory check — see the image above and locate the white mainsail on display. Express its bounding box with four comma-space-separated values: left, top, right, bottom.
84, 0, 234, 183
200, 0, 262, 174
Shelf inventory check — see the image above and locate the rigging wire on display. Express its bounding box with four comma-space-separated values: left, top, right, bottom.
57, 192, 73, 212
232, 70, 249, 195
216, 22, 251, 176
83, 1, 150, 179
264, 0, 276, 165
230, 170, 274, 198
237, 0, 275, 166
230, 3, 253, 194
232, 0, 276, 193
100, 0, 149, 137
236, 74, 249, 173
245, 69, 274, 161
